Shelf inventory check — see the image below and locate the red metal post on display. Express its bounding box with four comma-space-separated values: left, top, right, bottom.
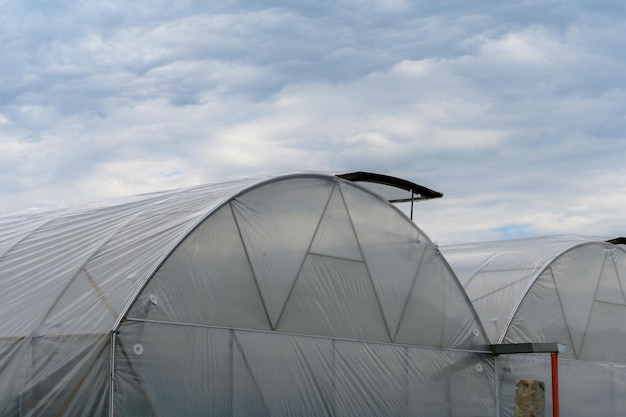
551, 352, 559, 417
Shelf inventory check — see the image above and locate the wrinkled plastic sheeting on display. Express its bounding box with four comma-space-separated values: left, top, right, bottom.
0, 173, 490, 416
500, 242, 626, 362
497, 355, 626, 417
0, 176, 265, 339
115, 321, 496, 417
0, 334, 109, 417
129, 177, 486, 350
440, 236, 622, 349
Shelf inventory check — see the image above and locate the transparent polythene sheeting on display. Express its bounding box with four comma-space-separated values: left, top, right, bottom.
0, 334, 110, 417
440, 235, 614, 345
0, 209, 65, 260
443, 236, 626, 365
497, 355, 626, 417
130, 177, 487, 349
115, 321, 496, 417
0, 172, 477, 342
504, 243, 626, 360
0, 172, 490, 416
0, 175, 267, 337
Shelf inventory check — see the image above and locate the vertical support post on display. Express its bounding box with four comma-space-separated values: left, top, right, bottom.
495, 356, 500, 417
551, 353, 559, 417
410, 189, 414, 220
109, 331, 116, 417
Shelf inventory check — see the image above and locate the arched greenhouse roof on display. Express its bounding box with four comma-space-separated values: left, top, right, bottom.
0, 174, 267, 338
0, 172, 463, 342
0, 172, 493, 417
441, 235, 626, 362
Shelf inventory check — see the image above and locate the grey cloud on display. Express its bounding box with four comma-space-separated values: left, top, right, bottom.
1, 0, 625, 243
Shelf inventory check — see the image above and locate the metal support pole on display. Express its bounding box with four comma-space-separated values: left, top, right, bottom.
495, 355, 500, 417
551, 353, 559, 417
109, 331, 116, 417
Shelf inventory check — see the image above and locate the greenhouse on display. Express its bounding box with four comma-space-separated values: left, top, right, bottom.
441, 235, 626, 417
0, 172, 494, 417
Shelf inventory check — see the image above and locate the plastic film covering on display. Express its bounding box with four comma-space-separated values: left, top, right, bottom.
121, 175, 491, 415
440, 235, 618, 349
443, 236, 626, 362
443, 236, 626, 417
0, 172, 491, 416
129, 176, 487, 349
0, 176, 265, 338
497, 355, 626, 417
115, 321, 495, 416
0, 175, 278, 415
0, 334, 110, 417
508, 241, 626, 361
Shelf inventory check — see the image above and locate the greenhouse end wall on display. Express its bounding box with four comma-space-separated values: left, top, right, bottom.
113, 175, 496, 416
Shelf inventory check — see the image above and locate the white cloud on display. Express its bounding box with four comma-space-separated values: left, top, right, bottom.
1, 0, 625, 244
76, 158, 205, 200
479, 27, 559, 64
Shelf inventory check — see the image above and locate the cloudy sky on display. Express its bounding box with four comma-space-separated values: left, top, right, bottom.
1, 0, 625, 244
